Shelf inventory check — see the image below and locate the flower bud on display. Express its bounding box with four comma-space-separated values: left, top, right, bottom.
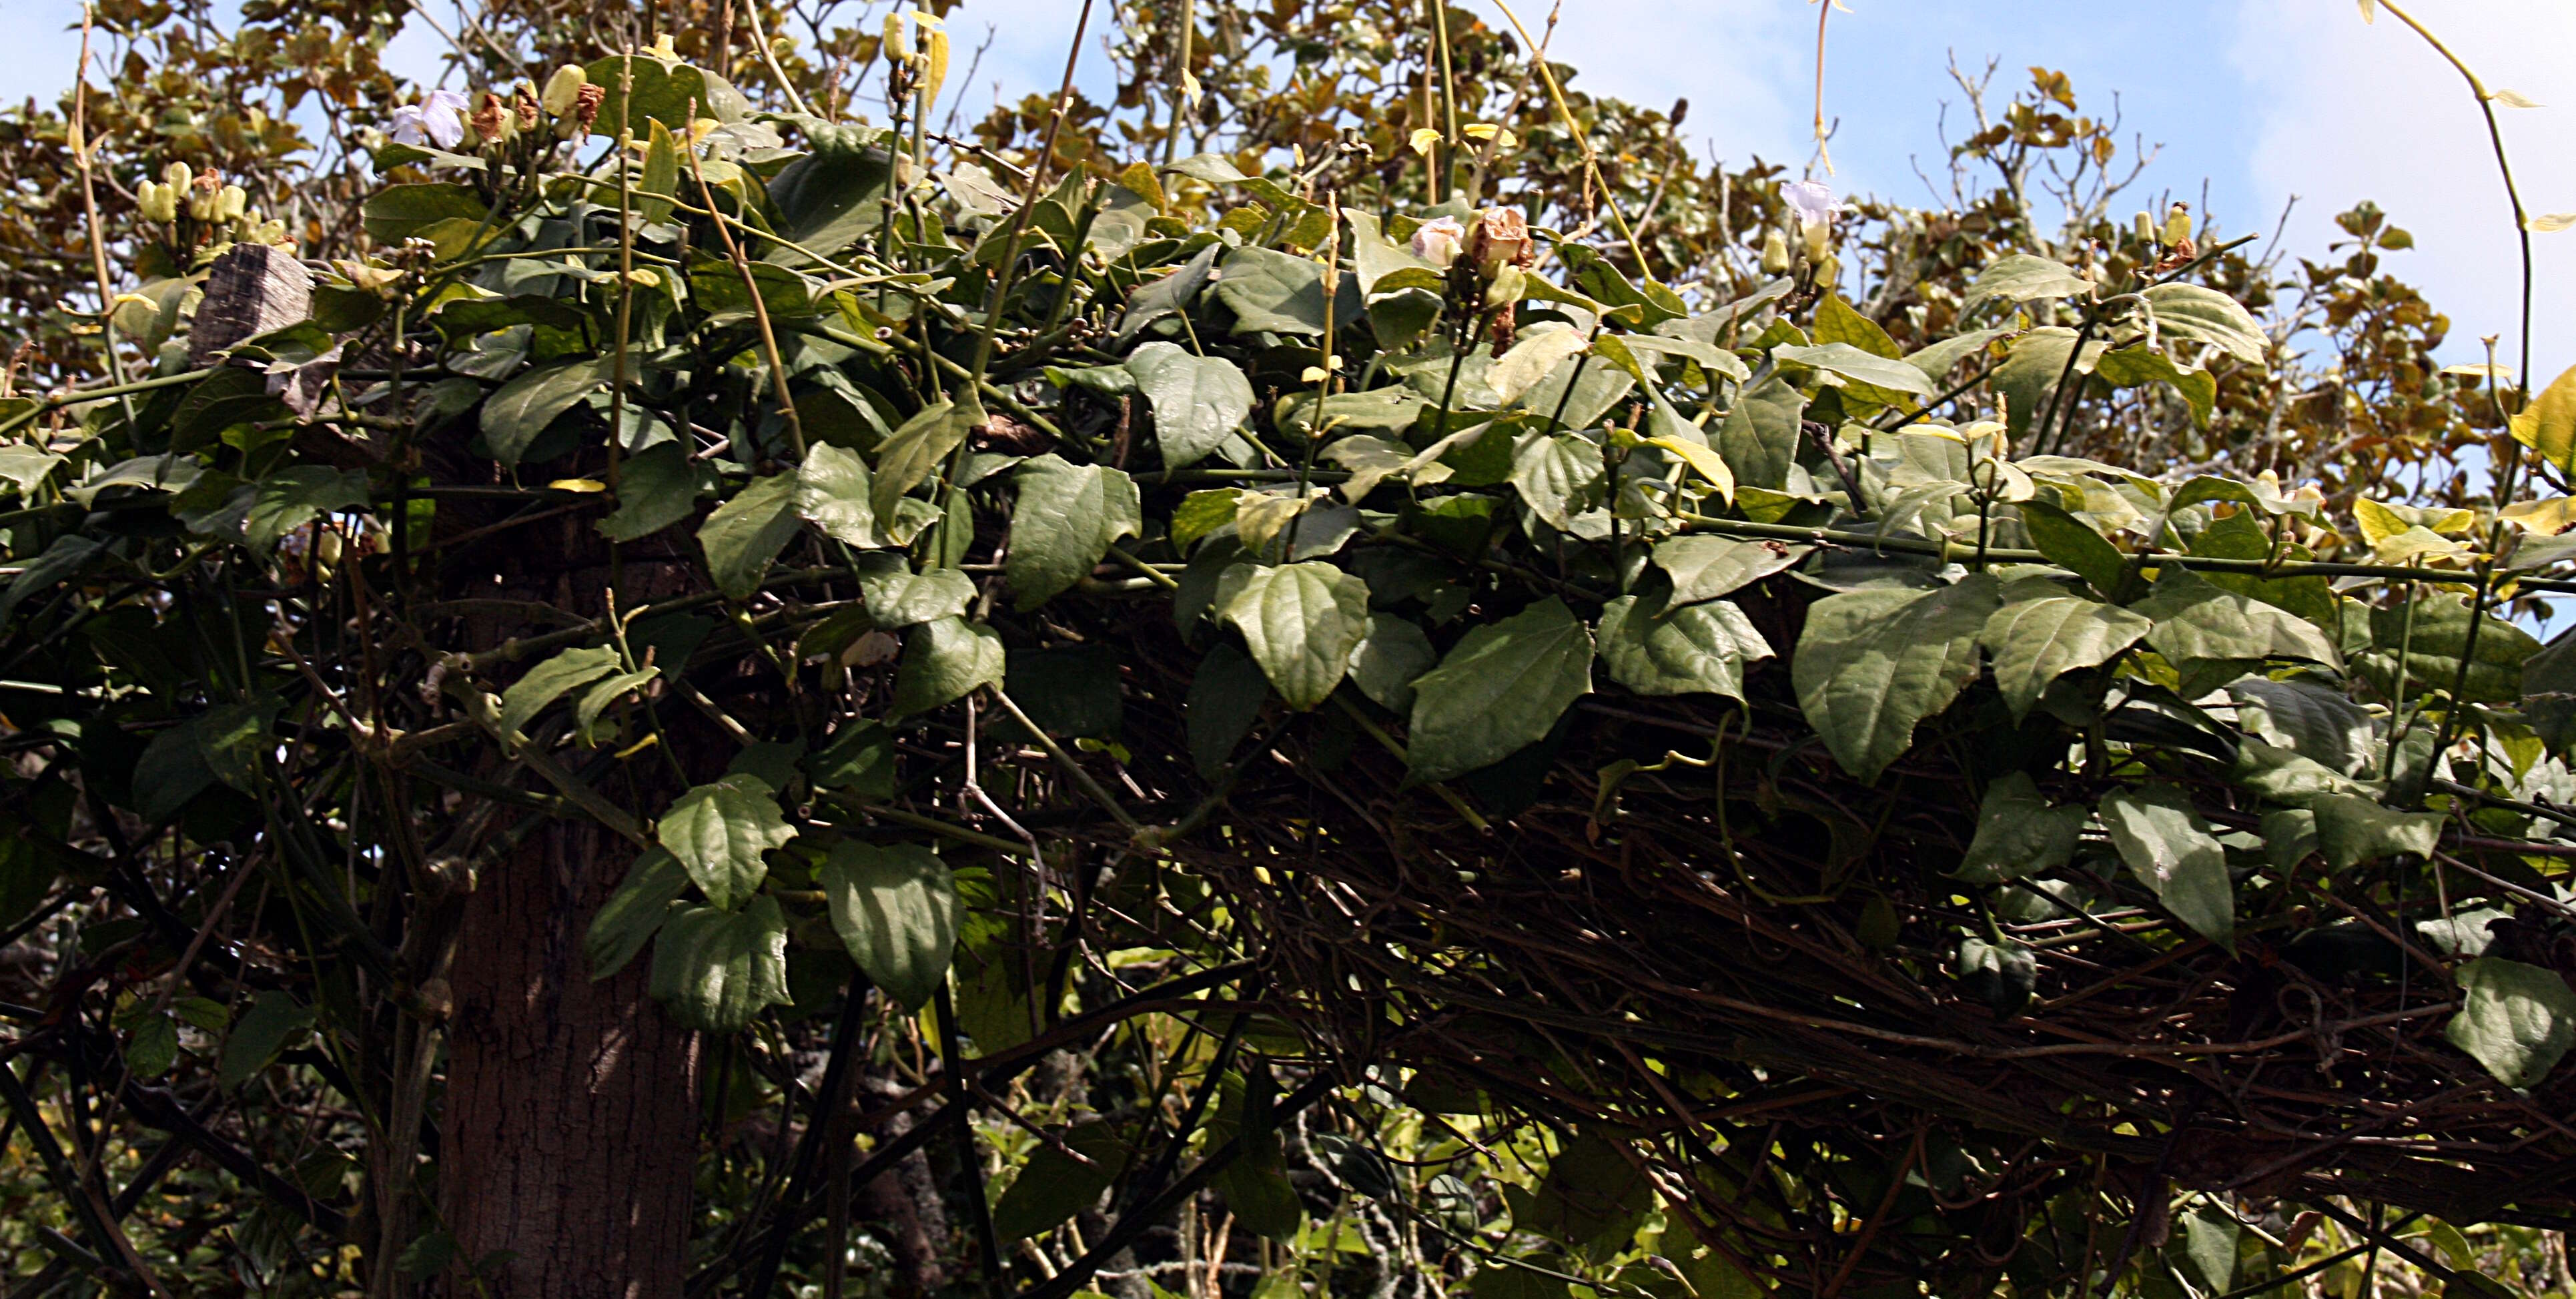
471, 90, 512, 145
1759, 228, 1791, 275
163, 161, 192, 190
2132, 210, 2154, 244
187, 181, 220, 222
1484, 263, 1527, 309
883, 13, 914, 63
137, 181, 177, 224
542, 65, 587, 117
1466, 207, 1535, 277
2162, 203, 2192, 247
217, 185, 246, 222
649, 33, 678, 62
1410, 215, 1464, 269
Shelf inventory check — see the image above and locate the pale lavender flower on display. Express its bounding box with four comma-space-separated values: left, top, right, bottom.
389, 90, 471, 149
1411, 215, 1464, 269
1783, 179, 1847, 258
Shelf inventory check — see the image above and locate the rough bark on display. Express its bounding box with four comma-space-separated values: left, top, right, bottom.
437, 513, 707, 1297
856, 1072, 953, 1294
440, 817, 701, 1298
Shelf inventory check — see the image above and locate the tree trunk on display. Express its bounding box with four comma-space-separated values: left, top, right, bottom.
440, 818, 701, 1297
436, 512, 707, 1297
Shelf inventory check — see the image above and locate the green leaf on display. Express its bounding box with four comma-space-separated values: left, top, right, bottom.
218, 990, 314, 1088
1348, 613, 1438, 714
244, 466, 370, 553
2100, 785, 2232, 948
688, 261, 817, 318
872, 392, 985, 522
763, 123, 892, 258
697, 473, 804, 599
1716, 373, 1805, 492
2175, 1206, 2241, 1296
795, 442, 883, 547
1792, 574, 2000, 782
808, 721, 898, 799
1407, 597, 1595, 783
2093, 344, 2216, 428
649, 897, 791, 1032
989, 1122, 1130, 1240
2360, 592, 2538, 704
2308, 793, 2441, 869
1992, 329, 2103, 442
1771, 342, 1934, 398
1221, 562, 1372, 710
2260, 807, 2319, 870
2231, 678, 2372, 776
574, 667, 660, 739
851, 552, 975, 626
2134, 574, 2341, 671
2448, 957, 2576, 1088
1216, 245, 1330, 335
1597, 595, 1772, 701
1007, 455, 1142, 610
133, 715, 219, 823
1521, 1133, 1651, 1258
1904, 328, 2011, 386
600, 442, 703, 541
362, 182, 487, 249
893, 616, 1006, 716
1958, 935, 2037, 1015
819, 841, 957, 1010
656, 774, 796, 911
1978, 596, 2150, 720
125, 1013, 178, 1079
1956, 773, 2086, 884
586, 847, 689, 980
2142, 282, 2269, 366
1187, 640, 1272, 777
584, 54, 749, 135
1126, 342, 1254, 468
483, 356, 620, 468
1492, 327, 1593, 406
1654, 536, 1807, 604
1172, 488, 1242, 552
2421, 907, 2509, 958
498, 644, 620, 741
1966, 252, 2090, 305
1510, 434, 1605, 532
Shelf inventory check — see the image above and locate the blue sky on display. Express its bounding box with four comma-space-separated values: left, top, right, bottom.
4, 0, 2571, 382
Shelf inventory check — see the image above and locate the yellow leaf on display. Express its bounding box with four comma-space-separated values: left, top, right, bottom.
2356, 0, 2375, 22
2501, 498, 2576, 536
548, 478, 608, 493
2440, 362, 2512, 382
2491, 88, 2543, 108
2529, 213, 2576, 234
2512, 362, 2576, 473
1647, 435, 1734, 504
2350, 498, 2403, 548
1408, 127, 1442, 157
2372, 526, 2466, 566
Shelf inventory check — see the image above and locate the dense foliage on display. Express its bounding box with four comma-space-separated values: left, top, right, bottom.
6, 1, 2576, 1296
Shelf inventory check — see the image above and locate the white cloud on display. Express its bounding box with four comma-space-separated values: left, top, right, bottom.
2232, 0, 2576, 382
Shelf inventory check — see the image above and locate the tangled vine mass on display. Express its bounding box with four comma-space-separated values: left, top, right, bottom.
7, 1, 2576, 1296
